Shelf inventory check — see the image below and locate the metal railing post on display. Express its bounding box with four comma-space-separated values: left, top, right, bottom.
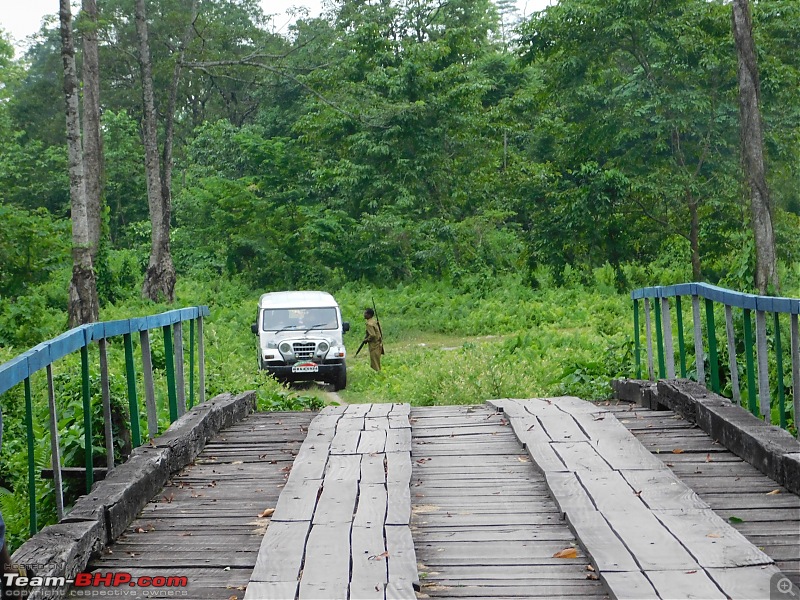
724, 305, 742, 406
24, 377, 37, 535
743, 309, 758, 416
675, 296, 687, 378
774, 313, 786, 429
654, 298, 666, 378
140, 330, 158, 440
704, 299, 720, 394
189, 319, 195, 409
81, 345, 94, 492
123, 333, 141, 448
98, 338, 114, 470
46, 365, 64, 520
644, 299, 655, 381
755, 310, 771, 422
692, 295, 705, 386
791, 314, 800, 435
163, 325, 178, 423
198, 316, 206, 405
173, 322, 186, 417
661, 297, 675, 379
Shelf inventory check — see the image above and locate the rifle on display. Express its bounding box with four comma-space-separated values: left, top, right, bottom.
356, 297, 384, 356
372, 296, 385, 355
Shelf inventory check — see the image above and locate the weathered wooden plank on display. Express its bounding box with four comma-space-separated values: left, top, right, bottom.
565, 509, 640, 572
298, 523, 351, 599
368, 403, 393, 417
330, 429, 362, 454
576, 471, 646, 513
358, 429, 387, 454
271, 479, 322, 522
647, 568, 727, 599
389, 414, 411, 429
390, 403, 411, 416
571, 413, 669, 471
652, 508, 773, 568
325, 454, 362, 482
599, 571, 659, 600
351, 525, 388, 593
515, 428, 568, 473
312, 479, 358, 525
551, 442, 613, 473
361, 453, 386, 484
286, 444, 329, 482
386, 428, 412, 453
250, 521, 310, 582
243, 581, 298, 600
620, 468, 710, 510
602, 508, 700, 571
355, 483, 388, 528
545, 471, 596, 514
387, 451, 412, 486
386, 525, 419, 590
706, 564, 784, 600
386, 482, 411, 526
537, 413, 589, 443
346, 403, 372, 417
385, 581, 416, 600
365, 416, 391, 430
337, 415, 366, 432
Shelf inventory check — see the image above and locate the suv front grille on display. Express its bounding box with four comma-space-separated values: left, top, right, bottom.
293, 342, 316, 360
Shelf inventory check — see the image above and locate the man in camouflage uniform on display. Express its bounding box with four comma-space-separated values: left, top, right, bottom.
363, 308, 383, 372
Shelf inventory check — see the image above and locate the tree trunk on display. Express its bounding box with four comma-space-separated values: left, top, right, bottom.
60, 0, 99, 326
135, 0, 176, 302
732, 0, 779, 294
160, 0, 198, 238
82, 0, 103, 263
688, 195, 702, 281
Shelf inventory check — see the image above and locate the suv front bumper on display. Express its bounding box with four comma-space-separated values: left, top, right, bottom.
262, 360, 344, 382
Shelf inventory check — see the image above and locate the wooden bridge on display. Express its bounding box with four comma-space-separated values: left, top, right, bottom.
9, 384, 795, 599
3, 282, 800, 599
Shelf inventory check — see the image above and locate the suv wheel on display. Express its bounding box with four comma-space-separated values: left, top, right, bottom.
332, 365, 347, 391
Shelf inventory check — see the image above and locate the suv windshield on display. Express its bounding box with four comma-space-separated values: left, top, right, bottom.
261, 307, 339, 332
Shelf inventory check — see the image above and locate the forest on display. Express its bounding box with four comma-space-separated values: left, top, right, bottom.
0, 0, 799, 548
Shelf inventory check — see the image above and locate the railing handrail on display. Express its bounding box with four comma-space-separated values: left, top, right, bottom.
631, 282, 800, 314
0, 305, 210, 540
629, 282, 798, 438
0, 306, 209, 396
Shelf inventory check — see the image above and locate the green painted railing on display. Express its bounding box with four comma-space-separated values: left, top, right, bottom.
0, 306, 209, 535
631, 283, 799, 436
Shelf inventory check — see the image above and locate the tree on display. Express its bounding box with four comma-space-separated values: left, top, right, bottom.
135, 0, 177, 302
80, 0, 103, 263
59, 0, 99, 325
731, 0, 779, 293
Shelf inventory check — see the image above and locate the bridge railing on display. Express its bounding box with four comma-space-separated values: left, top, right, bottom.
0, 306, 209, 535
631, 283, 799, 435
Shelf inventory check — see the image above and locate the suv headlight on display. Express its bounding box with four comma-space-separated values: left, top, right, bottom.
317, 341, 330, 355
279, 342, 292, 355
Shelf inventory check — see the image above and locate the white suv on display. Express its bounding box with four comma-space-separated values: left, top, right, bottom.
251, 291, 350, 390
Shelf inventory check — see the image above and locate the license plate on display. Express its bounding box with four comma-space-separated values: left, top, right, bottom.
292, 362, 319, 373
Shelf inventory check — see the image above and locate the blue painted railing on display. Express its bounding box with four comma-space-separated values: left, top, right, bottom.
0, 306, 209, 536
631, 283, 799, 436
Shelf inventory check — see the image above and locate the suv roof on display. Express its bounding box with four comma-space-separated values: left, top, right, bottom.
258, 291, 338, 310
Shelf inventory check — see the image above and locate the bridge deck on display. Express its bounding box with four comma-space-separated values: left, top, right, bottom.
69, 399, 799, 600
70, 411, 313, 599
608, 401, 800, 585
410, 404, 607, 598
